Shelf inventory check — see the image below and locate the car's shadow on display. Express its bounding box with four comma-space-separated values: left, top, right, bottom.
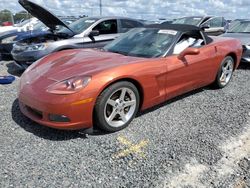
6, 61, 23, 77
238, 62, 250, 70
11, 99, 108, 141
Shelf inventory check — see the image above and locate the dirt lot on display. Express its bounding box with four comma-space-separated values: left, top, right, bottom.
0, 60, 250, 188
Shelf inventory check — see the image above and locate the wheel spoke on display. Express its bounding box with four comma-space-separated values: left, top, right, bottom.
107, 99, 116, 107
123, 100, 136, 107
225, 62, 230, 70
225, 70, 232, 75
107, 110, 117, 123
119, 88, 127, 101
119, 111, 127, 122
220, 72, 226, 82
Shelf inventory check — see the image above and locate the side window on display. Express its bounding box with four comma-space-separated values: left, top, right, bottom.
120, 19, 143, 32
173, 33, 204, 55
93, 20, 117, 35
205, 17, 222, 28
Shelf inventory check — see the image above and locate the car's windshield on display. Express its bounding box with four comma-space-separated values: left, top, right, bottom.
173, 17, 202, 26
228, 21, 250, 33
104, 28, 176, 58
59, 17, 99, 34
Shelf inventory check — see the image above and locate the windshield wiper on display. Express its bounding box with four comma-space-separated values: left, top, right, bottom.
108, 50, 128, 56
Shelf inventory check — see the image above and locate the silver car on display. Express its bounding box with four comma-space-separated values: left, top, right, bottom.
12, 0, 144, 69
222, 20, 250, 63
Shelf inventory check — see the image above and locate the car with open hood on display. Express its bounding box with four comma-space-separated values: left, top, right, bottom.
18, 24, 242, 132
11, 0, 144, 69
169, 16, 228, 36
0, 18, 76, 60
222, 20, 250, 63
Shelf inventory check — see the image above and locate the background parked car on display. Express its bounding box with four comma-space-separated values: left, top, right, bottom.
222, 20, 250, 63
12, 0, 144, 69
0, 18, 76, 61
228, 19, 248, 30
169, 16, 228, 36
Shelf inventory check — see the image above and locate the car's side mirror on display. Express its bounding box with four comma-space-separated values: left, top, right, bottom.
177, 47, 200, 60
88, 30, 100, 43
89, 30, 99, 37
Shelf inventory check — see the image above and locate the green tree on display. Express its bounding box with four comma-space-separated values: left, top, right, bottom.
0, 9, 13, 25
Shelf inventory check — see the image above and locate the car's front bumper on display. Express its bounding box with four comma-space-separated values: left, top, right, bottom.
0, 43, 14, 58
11, 48, 50, 68
18, 88, 95, 130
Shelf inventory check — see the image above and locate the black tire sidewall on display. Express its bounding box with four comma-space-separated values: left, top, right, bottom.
94, 81, 140, 132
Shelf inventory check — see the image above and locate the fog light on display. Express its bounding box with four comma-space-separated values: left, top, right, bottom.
49, 114, 70, 122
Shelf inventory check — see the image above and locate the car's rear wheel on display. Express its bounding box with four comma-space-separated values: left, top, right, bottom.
94, 81, 140, 132
214, 56, 234, 88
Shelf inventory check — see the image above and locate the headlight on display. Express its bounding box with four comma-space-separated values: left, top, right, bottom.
26, 43, 47, 52
244, 45, 250, 50
47, 76, 91, 95
1, 35, 17, 44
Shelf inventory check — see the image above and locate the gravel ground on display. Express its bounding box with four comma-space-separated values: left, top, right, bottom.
0, 60, 250, 188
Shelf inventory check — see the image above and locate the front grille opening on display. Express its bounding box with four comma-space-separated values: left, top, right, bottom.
49, 114, 70, 122
26, 106, 43, 119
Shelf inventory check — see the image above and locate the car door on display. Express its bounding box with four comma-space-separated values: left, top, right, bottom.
165, 36, 218, 100
202, 17, 226, 36
83, 19, 120, 48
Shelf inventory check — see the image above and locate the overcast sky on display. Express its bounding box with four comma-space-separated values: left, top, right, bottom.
0, 0, 250, 20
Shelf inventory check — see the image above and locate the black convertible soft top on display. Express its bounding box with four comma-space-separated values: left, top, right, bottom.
145, 23, 213, 44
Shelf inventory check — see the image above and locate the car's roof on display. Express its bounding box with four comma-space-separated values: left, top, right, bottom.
145, 23, 201, 32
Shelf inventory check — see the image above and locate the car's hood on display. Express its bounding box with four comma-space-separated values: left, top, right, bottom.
0, 30, 19, 39
0, 29, 45, 41
15, 30, 49, 41
221, 32, 250, 45
18, 0, 73, 33
29, 49, 143, 82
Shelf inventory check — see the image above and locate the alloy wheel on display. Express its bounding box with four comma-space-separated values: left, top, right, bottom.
104, 87, 137, 128
219, 58, 234, 86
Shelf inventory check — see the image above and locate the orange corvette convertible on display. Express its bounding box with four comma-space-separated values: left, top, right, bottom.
18, 24, 242, 132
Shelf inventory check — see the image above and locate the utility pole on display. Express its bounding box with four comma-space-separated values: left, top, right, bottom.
99, 0, 102, 16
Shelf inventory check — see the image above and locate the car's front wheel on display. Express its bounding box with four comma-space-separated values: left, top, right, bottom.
214, 56, 234, 88
94, 81, 140, 132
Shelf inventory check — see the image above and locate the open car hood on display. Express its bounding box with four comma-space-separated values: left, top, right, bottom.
19, 0, 74, 33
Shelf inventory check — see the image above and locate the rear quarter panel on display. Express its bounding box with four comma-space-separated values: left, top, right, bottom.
210, 36, 242, 70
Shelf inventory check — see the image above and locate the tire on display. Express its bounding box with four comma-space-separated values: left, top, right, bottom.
213, 56, 234, 88
94, 81, 140, 132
